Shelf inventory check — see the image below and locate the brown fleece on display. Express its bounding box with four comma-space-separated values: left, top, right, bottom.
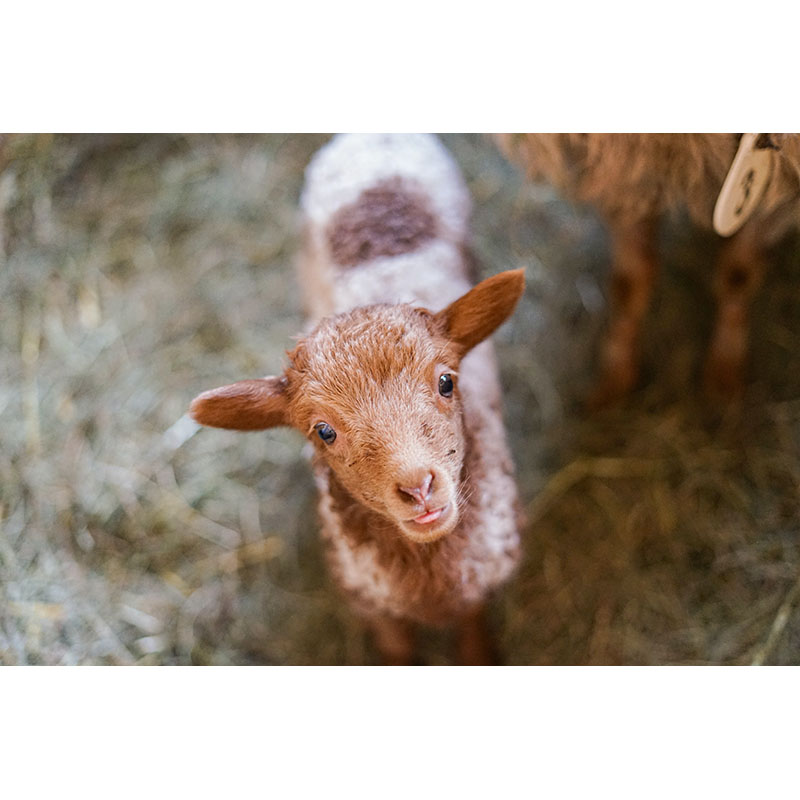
496, 133, 800, 401
327, 177, 438, 267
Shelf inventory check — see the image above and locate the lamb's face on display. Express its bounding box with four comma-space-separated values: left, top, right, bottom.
190, 270, 525, 543
288, 305, 465, 543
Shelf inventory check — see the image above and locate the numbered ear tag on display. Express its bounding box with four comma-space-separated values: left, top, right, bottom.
713, 133, 774, 237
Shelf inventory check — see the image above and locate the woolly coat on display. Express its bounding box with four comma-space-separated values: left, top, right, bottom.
496, 133, 800, 244
298, 134, 520, 625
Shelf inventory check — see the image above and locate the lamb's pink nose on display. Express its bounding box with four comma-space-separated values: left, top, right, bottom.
398, 471, 434, 505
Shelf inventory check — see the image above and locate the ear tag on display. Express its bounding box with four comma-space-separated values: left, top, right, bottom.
713, 133, 774, 237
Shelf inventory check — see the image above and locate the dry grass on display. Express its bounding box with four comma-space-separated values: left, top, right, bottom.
2, 133, 799, 664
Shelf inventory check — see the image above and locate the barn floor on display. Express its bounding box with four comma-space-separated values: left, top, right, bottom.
2, 133, 799, 665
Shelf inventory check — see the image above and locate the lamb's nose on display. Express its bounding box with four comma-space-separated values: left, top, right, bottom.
397, 471, 434, 505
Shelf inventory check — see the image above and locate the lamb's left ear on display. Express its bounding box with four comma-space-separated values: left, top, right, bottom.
435, 269, 525, 357
190, 376, 289, 431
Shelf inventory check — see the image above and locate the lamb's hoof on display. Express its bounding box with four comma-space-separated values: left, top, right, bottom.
457, 609, 499, 665
381, 653, 414, 666
458, 648, 497, 666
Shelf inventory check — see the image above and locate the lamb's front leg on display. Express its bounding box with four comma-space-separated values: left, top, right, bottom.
369, 615, 415, 665
588, 217, 659, 409
456, 604, 497, 665
704, 223, 767, 399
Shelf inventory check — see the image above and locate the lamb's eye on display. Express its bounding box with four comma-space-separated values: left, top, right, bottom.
314, 422, 337, 444
438, 373, 454, 397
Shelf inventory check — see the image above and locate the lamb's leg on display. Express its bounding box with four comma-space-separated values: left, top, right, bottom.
369, 615, 414, 665
457, 605, 497, 666
704, 224, 767, 399
588, 217, 659, 409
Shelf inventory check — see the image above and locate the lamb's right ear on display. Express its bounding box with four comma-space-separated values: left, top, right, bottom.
190, 376, 289, 431
434, 269, 525, 358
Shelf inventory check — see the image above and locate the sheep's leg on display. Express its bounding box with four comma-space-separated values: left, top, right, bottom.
456, 605, 497, 666
588, 218, 659, 408
369, 615, 414, 665
704, 224, 767, 399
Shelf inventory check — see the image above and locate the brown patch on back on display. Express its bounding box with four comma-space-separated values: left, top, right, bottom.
327, 178, 437, 267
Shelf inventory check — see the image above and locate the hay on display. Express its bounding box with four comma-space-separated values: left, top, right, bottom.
1, 133, 799, 664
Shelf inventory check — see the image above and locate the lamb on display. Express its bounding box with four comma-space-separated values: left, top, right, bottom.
190, 134, 525, 664
495, 133, 800, 405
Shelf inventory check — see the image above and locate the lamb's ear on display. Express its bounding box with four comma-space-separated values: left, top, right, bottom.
190, 376, 289, 431
435, 269, 525, 357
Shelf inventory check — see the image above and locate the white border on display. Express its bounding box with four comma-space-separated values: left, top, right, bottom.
3, 2, 796, 131
2, 667, 797, 798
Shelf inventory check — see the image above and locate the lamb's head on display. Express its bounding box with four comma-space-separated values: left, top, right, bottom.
190, 270, 524, 544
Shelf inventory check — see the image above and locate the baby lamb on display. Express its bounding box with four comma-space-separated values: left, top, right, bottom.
496, 133, 800, 405
190, 134, 524, 664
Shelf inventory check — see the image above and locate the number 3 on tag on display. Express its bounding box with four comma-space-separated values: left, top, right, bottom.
713, 133, 774, 237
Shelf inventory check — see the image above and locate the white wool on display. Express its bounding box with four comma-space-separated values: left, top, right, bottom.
329, 240, 470, 313
301, 133, 472, 246
315, 472, 395, 610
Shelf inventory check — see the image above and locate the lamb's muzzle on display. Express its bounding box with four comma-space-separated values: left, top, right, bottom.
397, 470, 433, 507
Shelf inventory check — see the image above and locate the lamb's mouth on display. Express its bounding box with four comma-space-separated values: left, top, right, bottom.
413, 505, 447, 525
400, 502, 456, 543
